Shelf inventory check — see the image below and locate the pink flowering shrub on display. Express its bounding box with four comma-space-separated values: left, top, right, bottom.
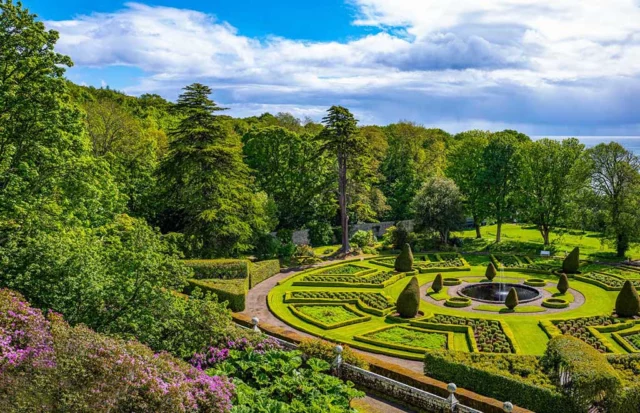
0, 289, 234, 412
191, 336, 282, 370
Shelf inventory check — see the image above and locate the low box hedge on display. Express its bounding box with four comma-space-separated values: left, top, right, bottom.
249, 259, 280, 288
409, 320, 479, 353
354, 326, 453, 353
288, 303, 371, 330
184, 278, 248, 312
444, 297, 471, 308
525, 278, 547, 287
292, 272, 406, 288
542, 297, 570, 309
424, 351, 574, 413
184, 259, 250, 280
443, 278, 462, 286
282, 291, 395, 316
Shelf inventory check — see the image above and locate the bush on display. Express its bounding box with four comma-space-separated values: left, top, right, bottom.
615, 280, 640, 317
563, 247, 580, 274
396, 276, 420, 318
350, 230, 375, 248
432, 273, 443, 293
390, 224, 411, 250
185, 279, 248, 312
542, 335, 621, 411
558, 273, 570, 294
277, 241, 297, 261
505, 288, 519, 310
250, 259, 280, 288
308, 221, 334, 247
254, 233, 281, 260
276, 229, 293, 244
298, 338, 369, 370
394, 243, 414, 272
184, 259, 249, 280
424, 351, 573, 413
486, 262, 497, 281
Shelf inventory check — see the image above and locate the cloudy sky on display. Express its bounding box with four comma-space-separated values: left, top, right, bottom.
29, 0, 640, 134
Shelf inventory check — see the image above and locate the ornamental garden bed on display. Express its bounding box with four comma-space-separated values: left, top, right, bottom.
525, 278, 547, 287
293, 271, 408, 288
445, 297, 471, 308
443, 277, 462, 286
354, 326, 451, 353
283, 291, 395, 316
542, 297, 570, 309
289, 303, 371, 329
317, 263, 374, 275
575, 272, 640, 290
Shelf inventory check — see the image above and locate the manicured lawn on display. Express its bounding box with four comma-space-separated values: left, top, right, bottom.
474, 304, 546, 313
426, 289, 450, 301
321, 264, 369, 275
364, 326, 448, 350
543, 287, 575, 303
297, 305, 362, 324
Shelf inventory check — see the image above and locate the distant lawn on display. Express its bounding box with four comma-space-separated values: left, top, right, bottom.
453, 223, 640, 261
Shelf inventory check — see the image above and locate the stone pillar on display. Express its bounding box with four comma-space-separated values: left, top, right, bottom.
503, 401, 514, 412
446, 383, 458, 411
332, 345, 343, 374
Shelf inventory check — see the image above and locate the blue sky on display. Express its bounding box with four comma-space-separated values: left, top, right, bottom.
30, 0, 640, 135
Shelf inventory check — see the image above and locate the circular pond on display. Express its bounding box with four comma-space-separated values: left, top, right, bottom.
458, 283, 541, 304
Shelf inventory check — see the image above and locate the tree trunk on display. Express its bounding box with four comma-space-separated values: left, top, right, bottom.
474, 215, 482, 239
617, 232, 628, 258
540, 225, 550, 246
496, 221, 502, 243
338, 153, 349, 253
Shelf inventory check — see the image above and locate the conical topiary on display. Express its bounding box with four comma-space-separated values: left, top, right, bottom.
395, 243, 414, 272
557, 273, 569, 294
616, 280, 640, 317
396, 276, 420, 318
432, 273, 443, 293
486, 262, 497, 281
562, 247, 580, 274
505, 287, 519, 310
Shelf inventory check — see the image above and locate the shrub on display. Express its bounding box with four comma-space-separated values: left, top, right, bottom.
542, 335, 621, 411
185, 279, 248, 312
250, 259, 280, 288
276, 229, 293, 244
308, 220, 334, 247
184, 259, 249, 280
297, 338, 369, 370
505, 288, 519, 310
396, 276, 420, 318
254, 233, 281, 260
350, 230, 375, 248
277, 241, 297, 261
432, 273, 443, 293
394, 243, 414, 272
389, 224, 411, 249
381, 225, 397, 248
486, 262, 497, 281
444, 297, 471, 308
615, 280, 640, 317
558, 273, 570, 294
563, 247, 580, 274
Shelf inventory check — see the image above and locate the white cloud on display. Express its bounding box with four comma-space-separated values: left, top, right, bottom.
46, 1, 640, 134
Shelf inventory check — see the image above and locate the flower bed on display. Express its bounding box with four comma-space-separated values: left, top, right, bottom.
546, 316, 618, 353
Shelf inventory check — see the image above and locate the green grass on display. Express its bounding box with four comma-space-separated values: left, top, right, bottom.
543, 287, 575, 303
365, 326, 448, 350
427, 289, 450, 301
320, 264, 369, 275
313, 244, 342, 257
297, 305, 362, 324
474, 304, 546, 313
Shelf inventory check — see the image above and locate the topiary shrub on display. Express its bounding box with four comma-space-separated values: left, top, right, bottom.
615, 280, 640, 317
486, 262, 497, 281
396, 276, 420, 318
562, 247, 580, 274
395, 243, 414, 272
350, 230, 375, 248
505, 287, 519, 310
558, 273, 569, 294
432, 273, 443, 293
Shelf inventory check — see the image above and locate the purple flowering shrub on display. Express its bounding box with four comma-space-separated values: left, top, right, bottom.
191, 336, 282, 370
0, 289, 234, 412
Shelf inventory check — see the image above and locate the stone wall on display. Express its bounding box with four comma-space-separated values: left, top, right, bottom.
278, 220, 415, 245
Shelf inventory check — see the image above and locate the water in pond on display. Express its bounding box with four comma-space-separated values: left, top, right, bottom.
459, 283, 541, 304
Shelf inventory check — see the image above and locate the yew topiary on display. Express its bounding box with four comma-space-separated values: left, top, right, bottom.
486, 262, 497, 281
557, 273, 569, 294
432, 273, 443, 293
396, 276, 420, 318
615, 280, 640, 317
562, 247, 580, 274
394, 243, 414, 272
505, 287, 519, 310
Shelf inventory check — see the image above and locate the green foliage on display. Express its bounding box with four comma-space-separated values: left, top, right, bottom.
208, 348, 363, 412
350, 230, 375, 248
298, 338, 369, 370
396, 276, 420, 318
563, 247, 580, 274
185, 279, 248, 312
424, 351, 573, 413
307, 220, 334, 247
249, 259, 280, 288
558, 273, 570, 294
486, 262, 497, 281
158, 83, 271, 258
412, 176, 465, 244
542, 335, 621, 411
184, 259, 250, 280
505, 287, 519, 310
394, 243, 414, 272
432, 273, 443, 293
243, 127, 336, 229
615, 280, 640, 317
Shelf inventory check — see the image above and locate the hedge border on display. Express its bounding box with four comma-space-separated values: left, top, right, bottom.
283, 291, 396, 317
408, 320, 479, 353
443, 278, 462, 286
611, 328, 640, 353
445, 297, 472, 308
541, 297, 570, 309
354, 325, 453, 353
250, 259, 280, 288
525, 278, 547, 287
292, 271, 407, 288
289, 303, 371, 330
184, 259, 249, 280
184, 278, 248, 312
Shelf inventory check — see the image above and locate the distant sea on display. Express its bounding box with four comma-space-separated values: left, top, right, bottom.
533, 136, 640, 155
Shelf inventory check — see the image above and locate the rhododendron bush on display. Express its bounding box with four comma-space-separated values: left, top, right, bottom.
0, 289, 233, 412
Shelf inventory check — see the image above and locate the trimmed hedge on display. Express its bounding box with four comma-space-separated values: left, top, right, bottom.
486, 262, 497, 281
444, 297, 471, 308
424, 351, 575, 413
558, 273, 569, 294
443, 278, 462, 286
354, 326, 452, 353
525, 278, 546, 287
250, 259, 280, 288
432, 274, 443, 293
184, 278, 248, 312
395, 243, 414, 272
616, 280, 640, 317
289, 303, 371, 329
283, 291, 395, 316
562, 247, 580, 274
396, 276, 420, 318
409, 321, 479, 353
542, 298, 570, 309
184, 259, 249, 279
292, 272, 407, 288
